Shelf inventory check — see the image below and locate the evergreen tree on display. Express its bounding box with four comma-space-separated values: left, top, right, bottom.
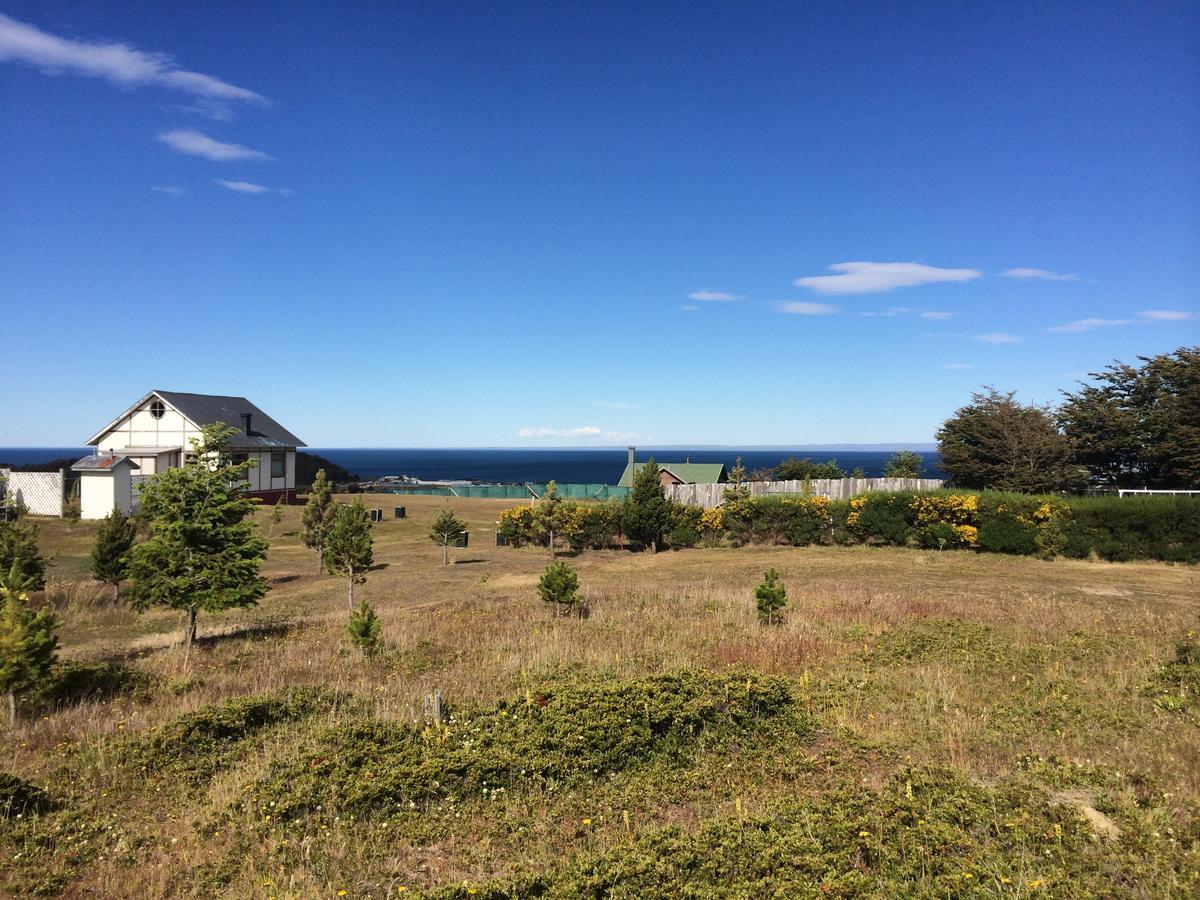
301, 468, 337, 571
850, 467, 867, 479
90, 509, 137, 600
325, 499, 374, 608
346, 599, 382, 656
268, 496, 285, 538
534, 481, 565, 558
126, 424, 268, 658
621, 457, 673, 551
754, 568, 787, 625
883, 450, 924, 479
0, 562, 59, 727
429, 507, 467, 566
537, 561, 580, 616
0, 519, 46, 591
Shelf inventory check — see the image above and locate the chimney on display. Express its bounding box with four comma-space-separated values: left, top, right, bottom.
241, 413, 252, 435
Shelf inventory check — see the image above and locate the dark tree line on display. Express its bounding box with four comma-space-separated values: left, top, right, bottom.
937, 346, 1199, 492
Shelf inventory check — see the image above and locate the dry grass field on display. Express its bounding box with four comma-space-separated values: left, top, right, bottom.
3, 493, 1199, 897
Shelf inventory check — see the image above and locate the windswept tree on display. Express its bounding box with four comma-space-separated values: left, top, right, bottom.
429, 508, 467, 566
1059, 346, 1200, 488
936, 388, 1081, 493
126, 424, 269, 659
90, 509, 137, 600
301, 469, 337, 570
883, 450, 924, 479
621, 458, 673, 551
325, 499, 374, 609
0, 562, 60, 727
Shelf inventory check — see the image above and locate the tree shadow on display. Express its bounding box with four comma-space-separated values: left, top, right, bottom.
453, 558, 488, 565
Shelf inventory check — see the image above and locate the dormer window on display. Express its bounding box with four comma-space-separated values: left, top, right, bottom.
149, 399, 165, 419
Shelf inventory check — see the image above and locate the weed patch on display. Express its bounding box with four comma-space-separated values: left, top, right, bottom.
247, 671, 807, 822
0, 772, 57, 819
1145, 637, 1200, 714
23, 660, 157, 713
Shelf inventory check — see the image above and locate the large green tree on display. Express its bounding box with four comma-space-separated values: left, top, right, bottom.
301, 468, 337, 570
936, 388, 1081, 493
0, 562, 59, 727
1058, 346, 1200, 488
325, 499, 374, 607
126, 424, 268, 657
90, 509, 137, 599
621, 457, 673, 551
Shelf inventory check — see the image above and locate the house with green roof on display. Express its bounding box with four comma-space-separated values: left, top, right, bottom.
617, 448, 728, 488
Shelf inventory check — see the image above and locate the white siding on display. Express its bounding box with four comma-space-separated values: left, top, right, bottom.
80, 472, 117, 520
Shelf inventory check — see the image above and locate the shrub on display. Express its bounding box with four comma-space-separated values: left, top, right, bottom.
849, 494, 913, 545
25, 661, 156, 712
346, 600, 382, 656
538, 561, 580, 615
754, 569, 787, 625
978, 512, 1038, 555
0, 771, 56, 818
667, 504, 702, 549
498, 505, 537, 547
918, 520, 963, 550
1145, 637, 1200, 712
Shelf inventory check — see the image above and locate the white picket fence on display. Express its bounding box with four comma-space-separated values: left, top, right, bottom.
666, 477, 944, 509
0, 468, 65, 517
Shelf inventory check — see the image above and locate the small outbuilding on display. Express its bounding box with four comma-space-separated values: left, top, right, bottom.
72, 454, 140, 522
617, 447, 727, 488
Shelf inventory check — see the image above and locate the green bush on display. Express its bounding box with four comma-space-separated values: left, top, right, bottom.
248, 671, 804, 822
23, 661, 157, 713
918, 520, 962, 549
978, 512, 1038, 555
1145, 638, 1200, 712
854, 493, 913, 545
1062, 496, 1200, 563
0, 771, 57, 818
667, 504, 702, 549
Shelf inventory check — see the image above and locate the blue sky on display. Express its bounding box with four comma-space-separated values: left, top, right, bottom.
1, 1, 1197, 447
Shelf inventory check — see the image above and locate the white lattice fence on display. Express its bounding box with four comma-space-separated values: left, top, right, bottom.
0, 469, 65, 516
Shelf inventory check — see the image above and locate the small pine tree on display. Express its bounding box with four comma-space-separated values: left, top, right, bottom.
850, 467, 866, 479
754, 568, 787, 625
883, 450, 924, 479
429, 508, 467, 566
324, 499, 374, 610
537, 561, 580, 616
0, 519, 46, 592
0, 562, 60, 727
268, 496, 285, 538
346, 599, 382, 656
90, 509, 137, 600
301, 469, 337, 571
534, 481, 564, 558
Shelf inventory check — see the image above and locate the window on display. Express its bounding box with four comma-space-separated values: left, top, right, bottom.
149, 399, 165, 419
232, 452, 250, 480
271, 452, 286, 479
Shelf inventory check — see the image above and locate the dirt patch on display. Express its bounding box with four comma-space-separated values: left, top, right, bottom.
1053, 788, 1121, 839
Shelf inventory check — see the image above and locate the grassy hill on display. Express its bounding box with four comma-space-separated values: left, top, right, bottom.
3, 495, 1198, 896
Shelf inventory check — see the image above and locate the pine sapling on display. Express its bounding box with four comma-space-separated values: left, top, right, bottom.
346, 599, 382, 657
0, 562, 60, 727
538, 561, 580, 617
90, 509, 137, 600
755, 568, 787, 625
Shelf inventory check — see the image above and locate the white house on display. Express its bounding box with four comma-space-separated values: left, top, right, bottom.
74, 390, 306, 520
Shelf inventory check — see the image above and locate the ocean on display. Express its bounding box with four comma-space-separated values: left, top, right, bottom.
0, 447, 944, 484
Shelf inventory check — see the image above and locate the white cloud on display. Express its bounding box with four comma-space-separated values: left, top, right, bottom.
151, 185, 184, 196
159, 129, 270, 161
921, 311, 957, 320
214, 179, 291, 195
518, 425, 633, 442
942, 363, 972, 369
1138, 309, 1196, 322
1002, 268, 1079, 282
860, 306, 911, 318
1047, 318, 1130, 333
0, 12, 265, 103
776, 301, 839, 315
795, 261, 981, 295
687, 290, 740, 302
680, 304, 700, 312
973, 333, 1022, 344
167, 98, 236, 121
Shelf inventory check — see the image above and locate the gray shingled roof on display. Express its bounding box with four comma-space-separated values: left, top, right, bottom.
155, 391, 306, 449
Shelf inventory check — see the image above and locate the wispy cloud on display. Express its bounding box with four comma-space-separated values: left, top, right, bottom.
795, 261, 981, 295
214, 179, 292, 195
942, 363, 972, 370
158, 129, 270, 161
151, 185, 184, 196
859, 306, 911, 318
680, 304, 700, 312
594, 400, 642, 411
518, 425, 633, 442
1047, 317, 1130, 333
687, 290, 741, 302
972, 332, 1022, 344
776, 301, 839, 315
0, 12, 265, 103
1138, 309, 1196, 322
921, 311, 957, 320
167, 98, 236, 122
1002, 267, 1079, 282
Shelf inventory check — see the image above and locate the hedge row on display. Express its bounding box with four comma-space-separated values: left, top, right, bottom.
497, 491, 1200, 563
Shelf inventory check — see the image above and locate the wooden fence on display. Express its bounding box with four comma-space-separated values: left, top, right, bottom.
666, 477, 944, 509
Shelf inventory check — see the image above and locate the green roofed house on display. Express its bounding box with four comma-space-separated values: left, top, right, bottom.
617, 447, 728, 488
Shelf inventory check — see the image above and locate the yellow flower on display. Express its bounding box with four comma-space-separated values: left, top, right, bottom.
337, 892, 348, 897
962, 872, 973, 879
582, 817, 592, 826
858, 830, 870, 837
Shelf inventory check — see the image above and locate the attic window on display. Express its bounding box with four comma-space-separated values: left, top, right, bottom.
149, 399, 165, 419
